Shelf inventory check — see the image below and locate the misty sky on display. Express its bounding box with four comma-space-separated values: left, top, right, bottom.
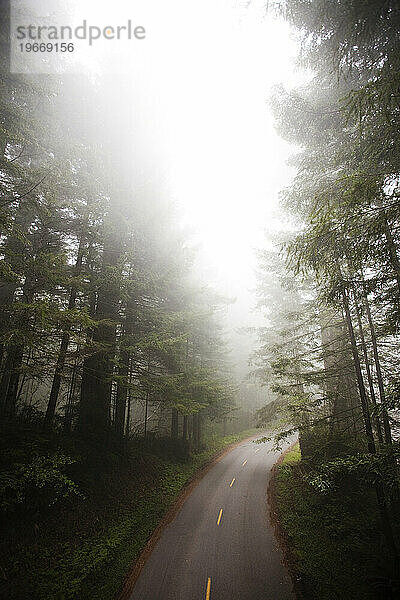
131, 0, 301, 299
61, 0, 303, 304
18, 0, 304, 332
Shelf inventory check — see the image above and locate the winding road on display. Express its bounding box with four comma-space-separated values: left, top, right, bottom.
129, 436, 295, 600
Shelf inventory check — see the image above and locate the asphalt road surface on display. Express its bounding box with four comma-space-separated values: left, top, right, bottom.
129, 436, 296, 600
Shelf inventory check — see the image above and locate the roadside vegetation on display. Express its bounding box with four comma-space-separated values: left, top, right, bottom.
273, 440, 398, 600
0, 423, 256, 600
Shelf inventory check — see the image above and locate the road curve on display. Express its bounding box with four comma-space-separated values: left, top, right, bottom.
129, 436, 296, 600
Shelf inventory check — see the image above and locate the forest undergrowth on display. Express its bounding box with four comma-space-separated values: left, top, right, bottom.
0, 422, 256, 600
273, 437, 400, 600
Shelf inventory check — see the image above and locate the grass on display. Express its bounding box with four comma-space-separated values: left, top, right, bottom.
274, 443, 398, 600
0, 427, 257, 600
281, 441, 301, 466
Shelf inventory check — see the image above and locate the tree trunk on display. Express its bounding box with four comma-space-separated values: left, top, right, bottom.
361, 280, 400, 518
0, 277, 34, 416
114, 320, 133, 439
182, 415, 188, 440
339, 270, 398, 567
114, 352, 128, 438
144, 391, 149, 437
78, 219, 122, 442
115, 291, 137, 439
44, 237, 85, 428
0, 201, 34, 369
319, 304, 360, 435
171, 407, 179, 438
197, 413, 202, 448
193, 413, 199, 449
361, 282, 393, 445
193, 412, 202, 450
351, 289, 383, 444
188, 414, 193, 440
125, 396, 131, 437
0, 347, 22, 416
341, 281, 375, 452
125, 363, 133, 437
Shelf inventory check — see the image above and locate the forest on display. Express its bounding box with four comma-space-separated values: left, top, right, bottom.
252, 1, 400, 598
1, 1, 400, 599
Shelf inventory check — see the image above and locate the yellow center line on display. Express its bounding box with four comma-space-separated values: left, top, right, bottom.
242, 459, 248, 466
206, 577, 211, 600
217, 508, 223, 526
229, 477, 235, 487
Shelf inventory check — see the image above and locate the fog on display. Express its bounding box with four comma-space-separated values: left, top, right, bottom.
4, 3, 400, 596
21, 0, 301, 302
65, 0, 304, 372
10, 0, 306, 420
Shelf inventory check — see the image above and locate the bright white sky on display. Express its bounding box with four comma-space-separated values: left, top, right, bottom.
17, 0, 304, 328
72, 0, 304, 301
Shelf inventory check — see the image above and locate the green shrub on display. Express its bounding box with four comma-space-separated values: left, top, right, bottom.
275, 454, 390, 599
0, 452, 83, 514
